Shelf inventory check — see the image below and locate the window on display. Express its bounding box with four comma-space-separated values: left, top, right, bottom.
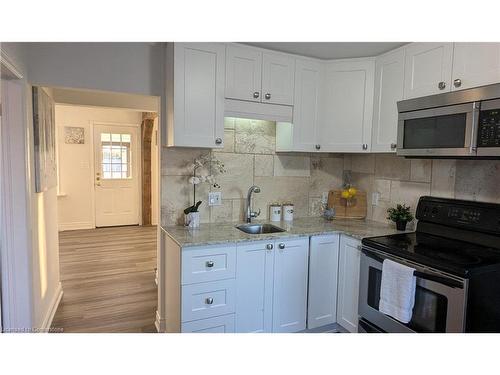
101, 133, 132, 179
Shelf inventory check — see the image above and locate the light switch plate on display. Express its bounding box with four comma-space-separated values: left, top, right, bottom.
208, 192, 222, 206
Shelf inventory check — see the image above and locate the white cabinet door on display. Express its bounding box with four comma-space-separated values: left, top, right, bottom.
181, 314, 235, 333
225, 45, 262, 102
307, 234, 340, 329
261, 52, 295, 106
272, 237, 309, 333
235, 241, 274, 333
337, 235, 361, 333
371, 48, 405, 153
168, 43, 225, 148
452, 43, 500, 91
320, 59, 375, 153
403, 42, 453, 99
290, 59, 322, 152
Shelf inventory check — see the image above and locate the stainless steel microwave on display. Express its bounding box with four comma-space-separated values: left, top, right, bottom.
397, 83, 500, 158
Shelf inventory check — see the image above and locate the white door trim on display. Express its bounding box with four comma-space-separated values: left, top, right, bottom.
1, 52, 34, 331
91, 121, 142, 227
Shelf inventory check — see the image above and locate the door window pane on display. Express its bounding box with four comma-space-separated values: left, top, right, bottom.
100, 133, 132, 179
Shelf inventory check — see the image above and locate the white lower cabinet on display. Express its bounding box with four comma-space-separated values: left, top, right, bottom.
336, 235, 362, 333
182, 314, 235, 333
235, 237, 309, 333
307, 234, 340, 329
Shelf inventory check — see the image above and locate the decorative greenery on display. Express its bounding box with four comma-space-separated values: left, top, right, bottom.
387, 204, 414, 223
185, 154, 226, 213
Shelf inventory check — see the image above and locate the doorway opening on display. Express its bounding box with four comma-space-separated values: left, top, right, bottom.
46, 86, 160, 332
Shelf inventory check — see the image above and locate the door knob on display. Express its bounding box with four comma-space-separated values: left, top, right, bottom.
453, 79, 462, 88
315, 144, 321, 150
438, 81, 446, 90
266, 244, 273, 250
205, 297, 214, 305
253, 91, 260, 99
206, 260, 214, 268
278, 243, 285, 250
265, 93, 271, 100
215, 137, 222, 145
362, 143, 368, 150
390, 143, 397, 150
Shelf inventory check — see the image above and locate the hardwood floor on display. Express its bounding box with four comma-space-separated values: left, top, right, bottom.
52, 225, 158, 333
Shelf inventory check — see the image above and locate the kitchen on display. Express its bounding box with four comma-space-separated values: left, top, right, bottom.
158, 42, 500, 334
1, 3, 500, 373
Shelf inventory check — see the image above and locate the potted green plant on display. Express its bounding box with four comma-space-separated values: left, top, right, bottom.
387, 204, 414, 231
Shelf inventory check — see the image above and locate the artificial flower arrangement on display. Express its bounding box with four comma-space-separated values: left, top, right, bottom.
184, 154, 226, 227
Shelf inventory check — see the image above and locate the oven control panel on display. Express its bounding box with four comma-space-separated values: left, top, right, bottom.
416, 197, 500, 235
478, 108, 500, 147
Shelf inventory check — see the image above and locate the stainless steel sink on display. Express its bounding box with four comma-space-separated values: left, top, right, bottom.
236, 223, 285, 234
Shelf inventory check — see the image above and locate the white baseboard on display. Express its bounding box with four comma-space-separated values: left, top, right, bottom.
40, 282, 63, 332
155, 310, 165, 333
58, 221, 94, 231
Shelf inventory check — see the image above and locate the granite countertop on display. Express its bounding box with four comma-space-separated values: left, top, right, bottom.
161, 216, 409, 248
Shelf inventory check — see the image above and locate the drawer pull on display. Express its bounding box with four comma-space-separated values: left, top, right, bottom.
279, 243, 285, 250
205, 297, 214, 305
206, 260, 214, 268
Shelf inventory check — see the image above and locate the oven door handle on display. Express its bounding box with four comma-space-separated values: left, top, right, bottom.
362, 248, 464, 289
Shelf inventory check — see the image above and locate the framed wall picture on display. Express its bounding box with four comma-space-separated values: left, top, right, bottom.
32, 86, 57, 193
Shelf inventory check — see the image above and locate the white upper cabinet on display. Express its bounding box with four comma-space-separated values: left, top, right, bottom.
286, 59, 322, 152
371, 48, 405, 153
166, 43, 225, 148
403, 42, 453, 99
319, 59, 375, 153
261, 52, 295, 105
225, 45, 262, 102
452, 43, 500, 91
225, 44, 295, 106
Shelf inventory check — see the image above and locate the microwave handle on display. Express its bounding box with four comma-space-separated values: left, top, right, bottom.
362, 248, 463, 289
470, 102, 480, 154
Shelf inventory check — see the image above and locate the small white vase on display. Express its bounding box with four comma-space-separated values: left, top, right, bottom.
185, 212, 200, 228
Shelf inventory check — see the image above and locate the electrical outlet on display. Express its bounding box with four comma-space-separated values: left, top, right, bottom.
372, 192, 381, 206
321, 192, 329, 204
208, 192, 222, 206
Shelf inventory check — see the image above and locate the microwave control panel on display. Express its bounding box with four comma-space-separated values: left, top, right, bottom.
478, 108, 500, 147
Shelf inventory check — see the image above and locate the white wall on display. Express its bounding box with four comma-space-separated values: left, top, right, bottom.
25, 43, 164, 96
56, 105, 143, 230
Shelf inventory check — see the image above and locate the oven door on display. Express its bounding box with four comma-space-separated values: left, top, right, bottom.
397, 102, 479, 157
359, 247, 467, 333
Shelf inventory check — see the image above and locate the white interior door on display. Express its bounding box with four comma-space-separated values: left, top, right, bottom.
93, 124, 140, 227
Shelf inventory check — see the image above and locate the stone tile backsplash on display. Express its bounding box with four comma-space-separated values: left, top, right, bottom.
161, 118, 500, 227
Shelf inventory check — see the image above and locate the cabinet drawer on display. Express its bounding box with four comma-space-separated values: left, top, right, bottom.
181, 244, 236, 285
182, 279, 236, 322
181, 314, 235, 333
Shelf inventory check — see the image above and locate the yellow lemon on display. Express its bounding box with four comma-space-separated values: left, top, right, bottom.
348, 187, 357, 196
341, 190, 350, 199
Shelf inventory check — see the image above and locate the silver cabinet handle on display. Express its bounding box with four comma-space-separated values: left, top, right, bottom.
278, 243, 285, 250
205, 297, 214, 305
362, 143, 368, 150
454, 79, 462, 88
266, 243, 273, 250
315, 144, 321, 150
206, 260, 214, 268
390, 143, 397, 150
215, 137, 222, 145
265, 93, 271, 100
438, 81, 446, 90
253, 91, 260, 99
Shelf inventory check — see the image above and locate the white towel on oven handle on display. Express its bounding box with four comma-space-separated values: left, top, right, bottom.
378, 259, 417, 324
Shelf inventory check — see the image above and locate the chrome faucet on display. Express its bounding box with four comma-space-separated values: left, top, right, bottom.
246, 185, 261, 223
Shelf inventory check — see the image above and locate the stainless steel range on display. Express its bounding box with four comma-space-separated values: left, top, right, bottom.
359, 196, 500, 333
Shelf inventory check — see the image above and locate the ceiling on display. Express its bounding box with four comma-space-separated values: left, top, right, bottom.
244, 42, 407, 60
